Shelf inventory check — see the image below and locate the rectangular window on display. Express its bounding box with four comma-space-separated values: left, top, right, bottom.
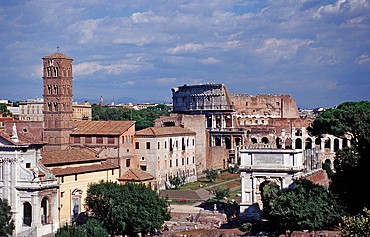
146, 142, 150, 149
126, 159, 131, 167
135, 142, 140, 149
74, 136, 80, 143
170, 160, 172, 167
108, 136, 115, 144
158, 142, 160, 149
85, 136, 92, 144
140, 165, 147, 171
75, 174, 78, 181
96, 137, 103, 144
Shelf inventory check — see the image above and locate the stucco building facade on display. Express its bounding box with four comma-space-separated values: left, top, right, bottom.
134, 127, 197, 190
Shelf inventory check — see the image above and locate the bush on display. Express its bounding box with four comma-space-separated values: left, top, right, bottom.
341, 208, 370, 236
214, 186, 230, 201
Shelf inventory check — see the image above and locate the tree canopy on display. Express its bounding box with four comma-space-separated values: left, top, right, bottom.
309, 101, 370, 214
266, 179, 343, 231
92, 104, 171, 130
309, 101, 370, 153
204, 169, 218, 182
85, 181, 171, 236
0, 104, 12, 117
0, 198, 14, 236
56, 219, 109, 237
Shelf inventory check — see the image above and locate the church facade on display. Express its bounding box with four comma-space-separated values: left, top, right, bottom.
0, 125, 59, 237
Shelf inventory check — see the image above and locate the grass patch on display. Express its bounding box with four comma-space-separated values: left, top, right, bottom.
174, 173, 239, 191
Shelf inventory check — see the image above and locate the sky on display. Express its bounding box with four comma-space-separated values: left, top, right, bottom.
0, 0, 369, 108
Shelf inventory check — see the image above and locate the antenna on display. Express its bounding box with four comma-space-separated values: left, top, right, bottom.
57, 44, 60, 52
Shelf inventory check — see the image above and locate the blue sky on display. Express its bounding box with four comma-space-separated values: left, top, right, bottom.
0, 0, 369, 108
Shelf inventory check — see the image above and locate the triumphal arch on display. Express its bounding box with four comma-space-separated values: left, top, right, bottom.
237, 143, 320, 219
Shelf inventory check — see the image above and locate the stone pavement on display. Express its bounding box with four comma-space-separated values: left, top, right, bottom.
166, 203, 228, 232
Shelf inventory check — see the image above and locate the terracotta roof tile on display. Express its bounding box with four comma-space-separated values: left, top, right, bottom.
48, 161, 119, 176
118, 168, 154, 181
41, 149, 103, 166
135, 127, 195, 136
42, 52, 73, 60
72, 120, 135, 136
0, 131, 45, 146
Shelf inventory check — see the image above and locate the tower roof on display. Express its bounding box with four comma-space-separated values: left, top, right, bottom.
42, 52, 73, 61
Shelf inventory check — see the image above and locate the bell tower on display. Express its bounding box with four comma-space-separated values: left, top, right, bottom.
42, 52, 73, 151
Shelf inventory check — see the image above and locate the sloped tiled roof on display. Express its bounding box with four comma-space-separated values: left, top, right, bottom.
135, 127, 195, 137
48, 161, 119, 176
42, 52, 73, 60
0, 131, 45, 146
71, 120, 135, 136
118, 168, 154, 181
41, 149, 104, 166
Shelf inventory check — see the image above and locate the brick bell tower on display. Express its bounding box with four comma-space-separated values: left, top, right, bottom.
42, 52, 73, 151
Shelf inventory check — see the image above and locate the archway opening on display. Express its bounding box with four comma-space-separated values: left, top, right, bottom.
23, 202, 32, 226
261, 137, 269, 144
41, 197, 49, 224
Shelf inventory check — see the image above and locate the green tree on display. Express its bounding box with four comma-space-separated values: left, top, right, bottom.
56, 223, 87, 237
168, 175, 185, 189
341, 208, 370, 236
91, 104, 170, 130
267, 179, 343, 231
85, 181, 171, 236
214, 186, 230, 201
204, 169, 218, 182
309, 101, 370, 214
0, 198, 15, 236
260, 181, 280, 217
0, 104, 12, 117
56, 219, 109, 237
309, 101, 370, 154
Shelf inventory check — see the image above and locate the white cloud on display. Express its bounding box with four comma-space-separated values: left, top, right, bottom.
356, 54, 370, 66
255, 38, 313, 63
131, 11, 168, 24
73, 61, 143, 77
166, 41, 239, 54
198, 57, 221, 64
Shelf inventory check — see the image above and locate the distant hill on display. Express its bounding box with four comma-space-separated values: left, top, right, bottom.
74, 97, 167, 105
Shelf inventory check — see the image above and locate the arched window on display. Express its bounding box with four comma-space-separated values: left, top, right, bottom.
41, 197, 49, 224
251, 138, 257, 144
23, 202, 32, 226
325, 138, 331, 149
295, 138, 302, 149
261, 137, 269, 144
334, 138, 340, 152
